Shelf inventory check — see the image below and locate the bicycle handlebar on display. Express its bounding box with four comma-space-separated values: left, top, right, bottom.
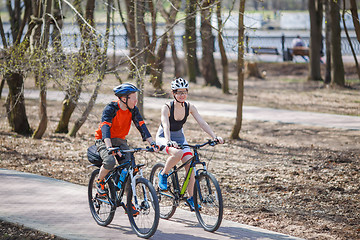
160, 139, 223, 150
180, 139, 222, 149
107, 146, 155, 155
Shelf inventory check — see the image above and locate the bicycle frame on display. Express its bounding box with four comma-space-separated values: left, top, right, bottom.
165, 146, 207, 201
103, 148, 151, 210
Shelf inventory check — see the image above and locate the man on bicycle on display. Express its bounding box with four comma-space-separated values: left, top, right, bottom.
156, 78, 224, 211
94, 83, 158, 196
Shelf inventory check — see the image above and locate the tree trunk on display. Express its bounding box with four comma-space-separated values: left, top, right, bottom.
125, 0, 137, 79
230, 0, 246, 140
185, 0, 199, 83
308, 0, 323, 81
32, 0, 53, 139
29, 1, 42, 59
349, 0, 360, 43
3, 0, 32, 134
342, 0, 360, 79
216, 1, 229, 94
135, 0, 146, 116
324, 0, 331, 84
152, 0, 181, 90
150, 35, 168, 94
0, 15, 7, 99
200, 0, 221, 88
4, 72, 32, 135
51, 0, 64, 56
6, 0, 21, 44
0, 15, 7, 49
170, 28, 182, 78
329, 0, 345, 87
69, 0, 113, 137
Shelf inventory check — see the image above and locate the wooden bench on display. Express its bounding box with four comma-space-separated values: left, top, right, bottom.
286, 47, 309, 62
290, 47, 309, 56
251, 46, 280, 55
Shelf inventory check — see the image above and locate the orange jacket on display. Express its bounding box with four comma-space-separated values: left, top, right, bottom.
95, 100, 151, 141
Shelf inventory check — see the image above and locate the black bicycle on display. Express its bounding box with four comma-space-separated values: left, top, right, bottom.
149, 140, 223, 232
87, 145, 159, 239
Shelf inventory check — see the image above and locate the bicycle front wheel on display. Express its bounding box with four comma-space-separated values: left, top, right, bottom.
127, 177, 160, 239
88, 168, 116, 226
150, 163, 177, 219
193, 172, 223, 232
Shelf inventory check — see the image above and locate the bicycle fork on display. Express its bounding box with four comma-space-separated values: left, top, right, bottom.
129, 168, 154, 211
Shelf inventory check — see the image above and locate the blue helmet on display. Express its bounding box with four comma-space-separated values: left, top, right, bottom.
113, 83, 140, 98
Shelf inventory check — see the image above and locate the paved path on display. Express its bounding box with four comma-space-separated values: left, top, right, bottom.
3, 89, 360, 130
0, 169, 303, 240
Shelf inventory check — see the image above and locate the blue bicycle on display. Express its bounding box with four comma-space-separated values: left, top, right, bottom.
87, 146, 159, 239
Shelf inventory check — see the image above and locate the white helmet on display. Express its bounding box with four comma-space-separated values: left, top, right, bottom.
171, 78, 189, 90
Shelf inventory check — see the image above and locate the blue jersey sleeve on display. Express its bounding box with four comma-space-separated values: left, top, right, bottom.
131, 106, 152, 141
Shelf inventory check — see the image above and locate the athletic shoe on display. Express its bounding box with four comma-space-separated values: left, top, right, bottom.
186, 196, 201, 212
126, 203, 140, 217
158, 171, 168, 191
96, 179, 108, 196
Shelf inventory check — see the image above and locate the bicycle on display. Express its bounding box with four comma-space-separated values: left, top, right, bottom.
149, 139, 223, 232
87, 145, 160, 239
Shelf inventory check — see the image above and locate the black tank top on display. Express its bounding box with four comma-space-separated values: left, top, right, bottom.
167, 101, 189, 131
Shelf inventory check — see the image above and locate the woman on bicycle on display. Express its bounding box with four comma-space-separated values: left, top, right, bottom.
95, 83, 159, 196
156, 77, 224, 211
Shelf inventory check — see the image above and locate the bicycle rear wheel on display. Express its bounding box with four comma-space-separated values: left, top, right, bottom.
88, 168, 116, 226
193, 172, 223, 232
150, 163, 177, 219
127, 177, 159, 239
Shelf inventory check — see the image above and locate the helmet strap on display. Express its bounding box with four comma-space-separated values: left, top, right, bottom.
120, 96, 132, 110
173, 95, 184, 107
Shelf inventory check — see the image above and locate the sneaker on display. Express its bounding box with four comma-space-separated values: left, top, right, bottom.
96, 179, 108, 196
158, 171, 168, 191
126, 203, 140, 217
186, 196, 201, 212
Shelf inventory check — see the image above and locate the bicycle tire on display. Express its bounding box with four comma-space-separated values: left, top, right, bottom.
88, 168, 116, 226
127, 177, 160, 239
193, 172, 223, 232
149, 163, 177, 219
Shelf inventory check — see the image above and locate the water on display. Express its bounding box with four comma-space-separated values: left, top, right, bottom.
1, 22, 359, 58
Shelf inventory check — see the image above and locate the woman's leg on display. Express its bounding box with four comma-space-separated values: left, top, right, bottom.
181, 154, 195, 197
162, 147, 183, 174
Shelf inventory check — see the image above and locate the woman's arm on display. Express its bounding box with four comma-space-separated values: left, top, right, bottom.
161, 105, 171, 142
189, 104, 217, 139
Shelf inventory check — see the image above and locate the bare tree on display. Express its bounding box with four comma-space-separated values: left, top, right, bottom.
231, 0, 245, 139
148, 0, 181, 95
349, 0, 360, 43
308, 0, 323, 81
324, 0, 331, 84
3, 0, 32, 135
185, 0, 199, 83
69, 0, 113, 137
55, 0, 97, 133
32, 0, 53, 139
51, 0, 64, 56
200, 0, 221, 88
329, 0, 345, 87
135, 0, 146, 116
348, 0, 360, 79
0, 15, 8, 99
216, 0, 229, 94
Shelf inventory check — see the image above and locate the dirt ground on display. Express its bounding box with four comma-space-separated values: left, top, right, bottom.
0, 61, 360, 240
